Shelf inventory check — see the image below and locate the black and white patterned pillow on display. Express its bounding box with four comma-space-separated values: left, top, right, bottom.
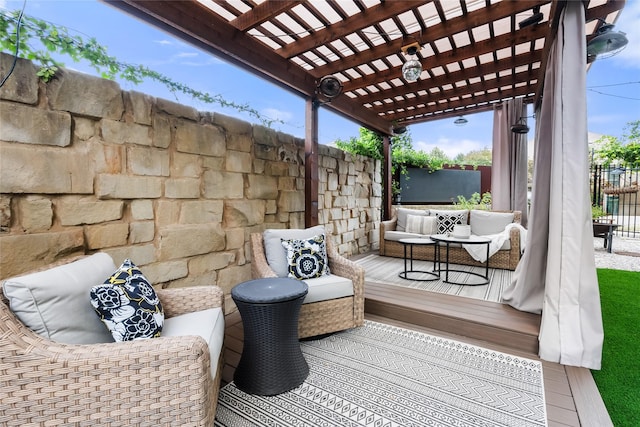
434, 210, 468, 234
90, 259, 164, 342
281, 234, 330, 280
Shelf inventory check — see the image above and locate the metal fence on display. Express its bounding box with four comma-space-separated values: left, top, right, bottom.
591, 165, 639, 237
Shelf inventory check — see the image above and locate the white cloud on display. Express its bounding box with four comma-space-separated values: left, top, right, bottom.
155, 40, 173, 46
176, 52, 198, 58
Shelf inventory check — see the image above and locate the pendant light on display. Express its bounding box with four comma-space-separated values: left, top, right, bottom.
401, 42, 422, 82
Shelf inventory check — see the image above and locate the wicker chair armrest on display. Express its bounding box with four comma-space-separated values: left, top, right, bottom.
326, 239, 365, 299
381, 217, 397, 232
1, 329, 215, 425
509, 225, 521, 254
156, 285, 224, 318
512, 210, 522, 224
250, 232, 278, 278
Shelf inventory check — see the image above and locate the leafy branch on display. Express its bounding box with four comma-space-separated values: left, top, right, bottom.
0, 10, 281, 127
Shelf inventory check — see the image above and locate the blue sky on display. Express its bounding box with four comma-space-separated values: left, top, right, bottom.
2, 0, 639, 158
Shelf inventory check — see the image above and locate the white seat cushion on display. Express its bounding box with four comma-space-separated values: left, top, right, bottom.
162, 307, 225, 379
302, 274, 353, 304
384, 230, 429, 241
2, 253, 117, 344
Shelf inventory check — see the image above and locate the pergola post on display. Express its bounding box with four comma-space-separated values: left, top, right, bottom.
305, 97, 319, 227
382, 134, 392, 221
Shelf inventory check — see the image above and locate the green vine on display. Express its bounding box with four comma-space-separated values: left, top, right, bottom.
0, 10, 280, 127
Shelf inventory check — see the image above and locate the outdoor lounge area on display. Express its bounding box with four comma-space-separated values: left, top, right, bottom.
0, 0, 632, 426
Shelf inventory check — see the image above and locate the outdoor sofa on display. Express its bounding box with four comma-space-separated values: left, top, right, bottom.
1, 253, 224, 426
380, 207, 523, 270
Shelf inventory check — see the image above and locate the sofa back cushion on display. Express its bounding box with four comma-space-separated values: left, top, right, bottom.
406, 214, 436, 235
2, 253, 117, 344
395, 208, 429, 232
263, 225, 326, 278
470, 210, 515, 235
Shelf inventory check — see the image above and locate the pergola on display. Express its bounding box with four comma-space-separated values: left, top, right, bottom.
106, 0, 627, 369
106, 0, 625, 224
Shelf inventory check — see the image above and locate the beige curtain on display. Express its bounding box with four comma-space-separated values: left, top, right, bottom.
492, 99, 529, 227
502, 1, 603, 369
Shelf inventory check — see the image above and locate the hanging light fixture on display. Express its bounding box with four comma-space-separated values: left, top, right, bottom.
401, 42, 422, 82
454, 116, 468, 126
587, 20, 628, 62
511, 117, 530, 134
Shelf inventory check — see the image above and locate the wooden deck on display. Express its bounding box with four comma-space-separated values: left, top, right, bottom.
222, 277, 612, 427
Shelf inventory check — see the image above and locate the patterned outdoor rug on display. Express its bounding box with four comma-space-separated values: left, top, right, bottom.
354, 254, 513, 303
215, 321, 547, 427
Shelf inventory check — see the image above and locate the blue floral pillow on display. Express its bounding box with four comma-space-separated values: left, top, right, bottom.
90, 259, 164, 342
281, 234, 330, 280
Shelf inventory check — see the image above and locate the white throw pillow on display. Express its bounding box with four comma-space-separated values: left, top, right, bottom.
406, 214, 436, 235
395, 208, 429, 232
470, 210, 515, 236
2, 253, 117, 344
263, 225, 326, 277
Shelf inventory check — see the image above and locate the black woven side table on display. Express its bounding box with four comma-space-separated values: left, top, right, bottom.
231, 277, 309, 395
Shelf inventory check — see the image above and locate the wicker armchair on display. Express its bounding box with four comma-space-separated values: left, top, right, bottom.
250, 232, 365, 339
1, 264, 224, 427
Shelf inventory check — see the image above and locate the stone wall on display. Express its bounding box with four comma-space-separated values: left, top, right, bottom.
0, 53, 381, 297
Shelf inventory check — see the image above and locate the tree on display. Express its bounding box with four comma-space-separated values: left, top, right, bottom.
592, 120, 640, 168
0, 10, 279, 126
335, 127, 452, 198
453, 147, 492, 166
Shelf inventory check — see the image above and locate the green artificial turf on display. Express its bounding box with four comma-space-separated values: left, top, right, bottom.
592, 268, 640, 427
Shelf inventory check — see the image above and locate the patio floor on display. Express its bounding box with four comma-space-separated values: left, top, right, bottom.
221, 258, 613, 426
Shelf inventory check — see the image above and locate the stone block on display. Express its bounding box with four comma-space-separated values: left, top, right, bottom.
0, 230, 84, 278
223, 200, 266, 227
0, 102, 71, 146
277, 177, 296, 191
47, 68, 123, 119
278, 191, 305, 212
1, 144, 95, 194
226, 150, 252, 173
18, 196, 52, 232
252, 125, 278, 147
56, 197, 124, 226
189, 252, 235, 275
162, 272, 217, 289
104, 244, 156, 267
131, 200, 154, 220
156, 97, 199, 121
265, 200, 277, 214
102, 119, 152, 146
179, 200, 223, 224
225, 228, 245, 250
127, 91, 153, 125
96, 174, 162, 199
254, 143, 277, 161
171, 152, 201, 177
227, 133, 253, 152
152, 114, 172, 149
202, 156, 224, 171
74, 117, 97, 141
246, 175, 278, 199
155, 200, 180, 229
85, 222, 129, 249
203, 171, 243, 199
213, 112, 252, 136
216, 264, 252, 294
0, 195, 10, 230
0, 54, 38, 104
158, 224, 226, 260
130, 221, 155, 244
127, 146, 170, 176
176, 121, 226, 157
143, 259, 189, 285
266, 161, 290, 176
165, 178, 200, 199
